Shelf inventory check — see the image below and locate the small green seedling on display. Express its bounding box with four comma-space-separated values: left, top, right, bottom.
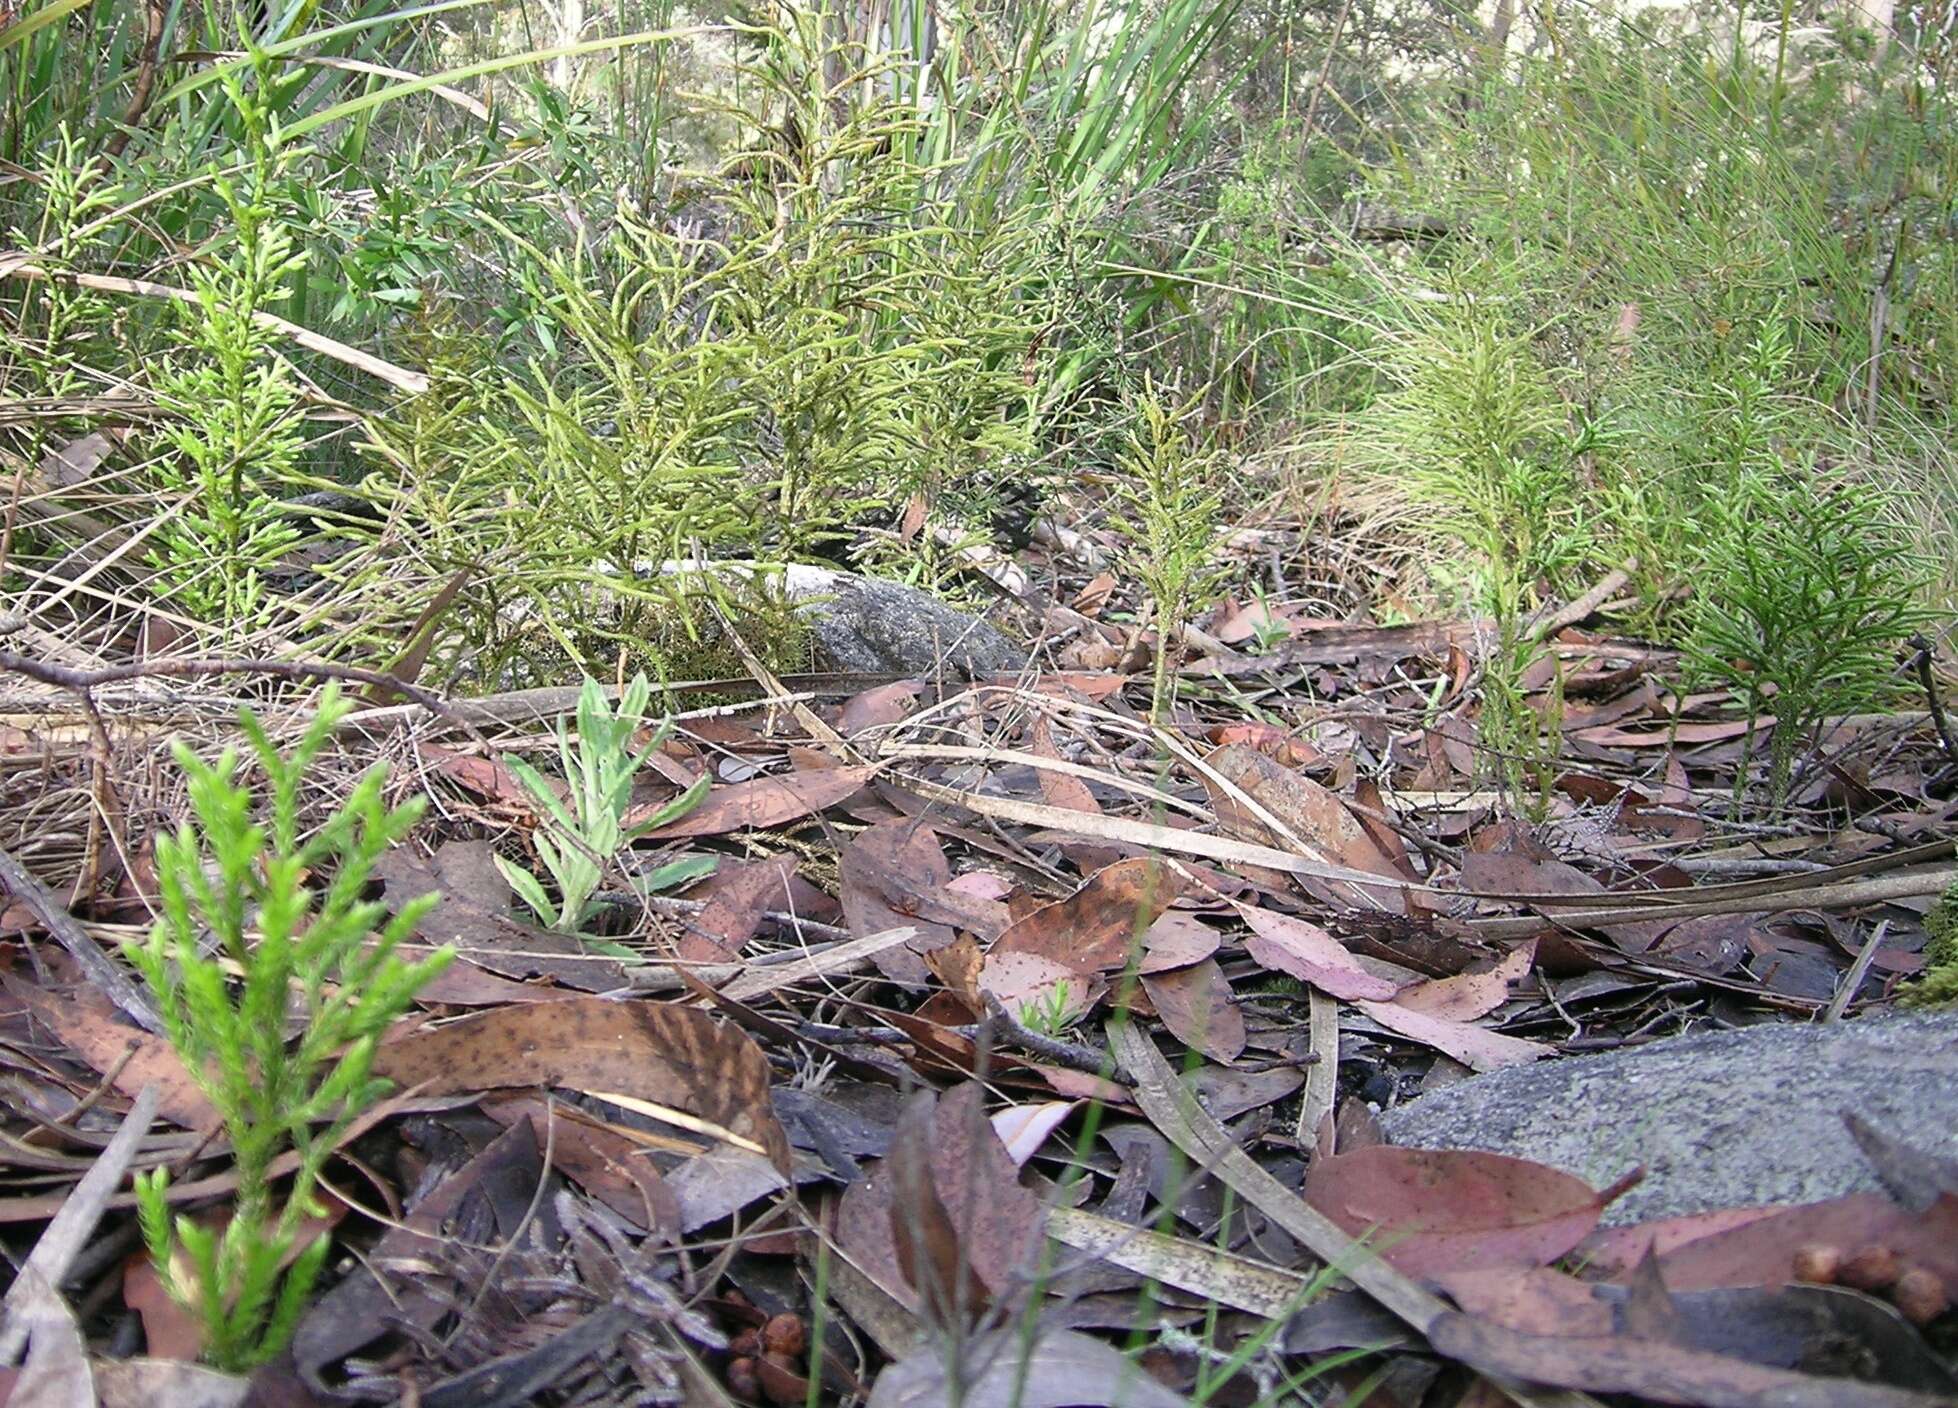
1241, 584, 1291, 655
1109, 381, 1226, 724
130, 685, 454, 1371
496, 673, 711, 933
1015, 980, 1080, 1038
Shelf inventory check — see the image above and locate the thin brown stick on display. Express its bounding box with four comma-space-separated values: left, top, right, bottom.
0, 263, 429, 395
0, 1084, 161, 1366
976, 993, 1127, 1081
1528, 557, 1638, 641
1297, 0, 1355, 148
1469, 866, 1958, 939
0, 649, 452, 718
0, 846, 160, 1033
101, 0, 169, 162
1907, 634, 1958, 769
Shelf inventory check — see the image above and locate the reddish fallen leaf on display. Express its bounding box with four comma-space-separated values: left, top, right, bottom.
682, 858, 799, 962
482, 1096, 680, 1237
417, 743, 538, 809
6, 979, 213, 1128
1432, 1264, 1613, 1336
413, 958, 580, 1006
1026, 672, 1128, 701
1237, 904, 1399, 1002
878, 1004, 983, 1079
889, 1089, 1003, 1329
1353, 996, 1548, 1071
1024, 1064, 1130, 1105
1212, 598, 1295, 644
1582, 1191, 1958, 1292
840, 819, 957, 984
1205, 721, 1321, 767
373, 997, 791, 1172
840, 680, 923, 734
947, 871, 1011, 902
838, 1084, 1048, 1321
925, 932, 987, 1013
1029, 717, 1100, 815
1459, 850, 1668, 951
1627, 752, 1706, 841
1071, 573, 1118, 616
1138, 911, 1220, 972
1351, 777, 1421, 884
1392, 941, 1536, 1022
907, 881, 1014, 941
1572, 1207, 1789, 1281
1572, 717, 1772, 747
629, 764, 875, 835
121, 1253, 207, 1360
1139, 959, 1244, 1065
1460, 850, 1604, 901
1303, 1146, 1618, 1278
979, 950, 1085, 1017
1203, 744, 1407, 909
991, 858, 1182, 975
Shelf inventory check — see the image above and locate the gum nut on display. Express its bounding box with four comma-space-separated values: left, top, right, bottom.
1893, 1267, 1950, 1326
761, 1313, 807, 1357
1840, 1244, 1902, 1292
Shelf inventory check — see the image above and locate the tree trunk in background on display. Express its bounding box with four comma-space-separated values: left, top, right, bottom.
554, 0, 584, 88
1844, 0, 1894, 56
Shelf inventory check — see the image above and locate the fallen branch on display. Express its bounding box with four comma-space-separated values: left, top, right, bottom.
1528, 558, 1638, 641
0, 261, 429, 395
1468, 866, 1958, 939
0, 649, 453, 720
0, 846, 159, 1033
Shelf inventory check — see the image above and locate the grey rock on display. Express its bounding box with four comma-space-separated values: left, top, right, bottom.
796, 571, 1025, 679
1379, 1011, 1958, 1225
576, 560, 1029, 682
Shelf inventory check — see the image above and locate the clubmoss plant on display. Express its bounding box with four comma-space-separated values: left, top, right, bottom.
1359, 295, 1590, 814
130, 685, 454, 1371
1110, 381, 1226, 723
146, 51, 311, 634
1686, 463, 1933, 813
495, 673, 712, 933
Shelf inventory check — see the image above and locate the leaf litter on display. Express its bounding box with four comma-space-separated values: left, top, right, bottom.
1, 533, 1956, 1406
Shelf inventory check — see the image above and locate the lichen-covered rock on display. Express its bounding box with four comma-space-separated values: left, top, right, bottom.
780, 565, 1024, 678
1380, 1010, 1958, 1225
502, 560, 1025, 685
